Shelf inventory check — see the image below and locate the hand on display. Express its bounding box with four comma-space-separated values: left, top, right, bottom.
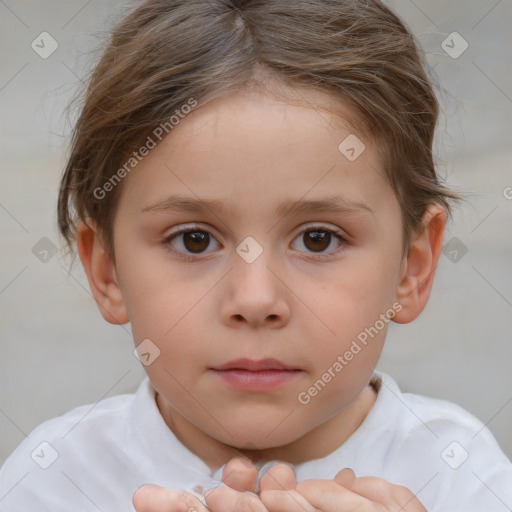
209, 456, 426, 512
132, 457, 265, 512
132, 485, 209, 512
201, 457, 269, 512
258, 464, 427, 512
133, 456, 426, 512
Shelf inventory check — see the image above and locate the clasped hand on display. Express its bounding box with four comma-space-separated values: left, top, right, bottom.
133, 457, 426, 511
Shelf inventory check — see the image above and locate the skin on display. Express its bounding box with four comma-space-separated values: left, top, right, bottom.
77, 85, 445, 512
132, 458, 427, 511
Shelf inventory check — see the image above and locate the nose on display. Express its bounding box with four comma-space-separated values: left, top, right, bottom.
220, 251, 291, 329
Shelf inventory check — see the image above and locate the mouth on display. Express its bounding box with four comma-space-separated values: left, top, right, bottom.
212, 358, 299, 371
210, 358, 303, 392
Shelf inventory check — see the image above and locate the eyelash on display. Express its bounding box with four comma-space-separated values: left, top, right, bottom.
161, 223, 348, 262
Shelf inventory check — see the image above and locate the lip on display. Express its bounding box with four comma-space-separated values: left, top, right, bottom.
211, 358, 298, 371
210, 358, 302, 392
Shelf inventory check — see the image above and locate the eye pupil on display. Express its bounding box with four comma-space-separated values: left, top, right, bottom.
304, 230, 330, 252
170, 227, 340, 258
183, 231, 209, 252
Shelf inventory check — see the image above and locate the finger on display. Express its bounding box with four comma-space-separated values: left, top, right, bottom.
259, 464, 297, 493
261, 489, 316, 512
350, 477, 427, 511
333, 467, 356, 489
348, 477, 393, 503
222, 457, 259, 492
296, 479, 373, 510
205, 485, 268, 512
133, 485, 209, 512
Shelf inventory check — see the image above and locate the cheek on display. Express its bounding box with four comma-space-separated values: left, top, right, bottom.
114, 243, 192, 341
119, 263, 217, 378
320, 256, 399, 328
306, 251, 399, 380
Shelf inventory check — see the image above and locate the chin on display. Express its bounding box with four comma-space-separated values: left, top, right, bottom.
217, 424, 304, 451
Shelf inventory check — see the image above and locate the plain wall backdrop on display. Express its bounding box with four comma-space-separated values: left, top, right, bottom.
1, 0, 511, 470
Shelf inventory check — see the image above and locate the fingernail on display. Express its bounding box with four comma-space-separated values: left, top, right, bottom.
257, 460, 291, 478
255, 461, 296, 493
257, 461, 295, 480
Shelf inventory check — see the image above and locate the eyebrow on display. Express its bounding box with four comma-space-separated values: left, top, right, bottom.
141, 194, 374, 217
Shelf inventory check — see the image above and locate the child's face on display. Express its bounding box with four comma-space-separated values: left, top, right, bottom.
107, 88, 409, 460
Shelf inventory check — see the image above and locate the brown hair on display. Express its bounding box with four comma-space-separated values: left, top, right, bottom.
57, 0, 459, 266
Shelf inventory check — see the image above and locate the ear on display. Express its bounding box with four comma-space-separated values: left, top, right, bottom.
393, 203, 447, 324
76, 219, 129, 325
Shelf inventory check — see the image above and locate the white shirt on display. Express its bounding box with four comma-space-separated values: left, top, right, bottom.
0, 371, 510, 511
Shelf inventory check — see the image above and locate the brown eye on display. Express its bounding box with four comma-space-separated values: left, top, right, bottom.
291, 225, 345, 258
164, 228, 221, 258
303, 230, 331, 252
182, 231, 210, 253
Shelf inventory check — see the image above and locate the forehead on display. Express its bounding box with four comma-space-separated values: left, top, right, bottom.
115, 88, 393, 223
170, 85, 370, 153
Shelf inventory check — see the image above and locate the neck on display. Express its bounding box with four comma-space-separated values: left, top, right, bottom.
155, 381, 377, 473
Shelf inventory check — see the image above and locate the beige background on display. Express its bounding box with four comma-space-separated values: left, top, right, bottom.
1, 0, 511, 468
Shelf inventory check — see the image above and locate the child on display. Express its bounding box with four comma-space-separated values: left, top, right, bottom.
1, 0, 511, 510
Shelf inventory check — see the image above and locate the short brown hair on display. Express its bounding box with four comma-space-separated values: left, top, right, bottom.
57, 0, 459, 266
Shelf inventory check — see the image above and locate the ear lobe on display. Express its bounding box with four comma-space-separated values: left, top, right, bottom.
393, 204, 447, 324
76, 219, 129, 325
